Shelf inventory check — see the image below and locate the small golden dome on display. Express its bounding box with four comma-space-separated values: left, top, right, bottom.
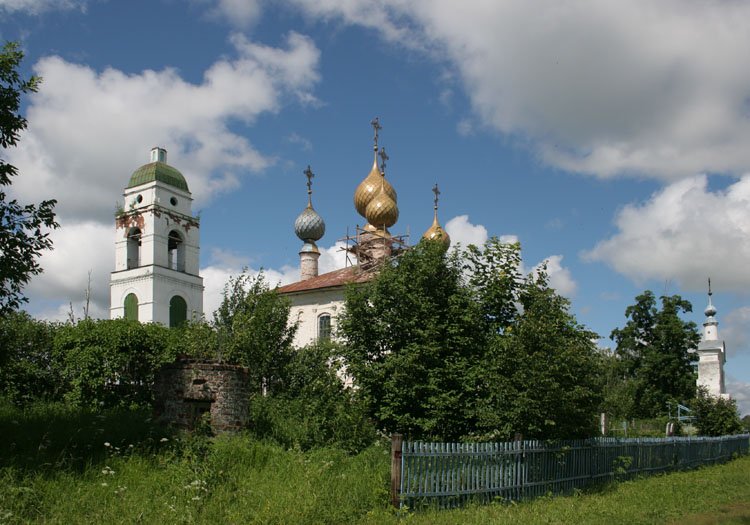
422, 183, 450, 247
423, 214, 451, 247
354, 153, 397, 218
365, 183, 399, 229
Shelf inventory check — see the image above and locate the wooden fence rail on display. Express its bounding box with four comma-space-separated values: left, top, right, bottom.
390, 434, 750, 510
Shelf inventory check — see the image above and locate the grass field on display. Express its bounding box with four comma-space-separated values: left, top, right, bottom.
1, 402, 748, 524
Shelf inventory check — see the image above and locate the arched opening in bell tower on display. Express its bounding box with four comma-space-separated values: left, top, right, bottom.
168, 230, 185, 272
169, 295, 187, 327
126, 228, 141, 269
124, 293, 139, 321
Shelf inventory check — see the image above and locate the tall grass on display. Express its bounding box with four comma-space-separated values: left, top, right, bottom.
1, 401, 749, 524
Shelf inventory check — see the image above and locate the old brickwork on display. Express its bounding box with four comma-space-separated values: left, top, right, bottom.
153, 358, 250, 432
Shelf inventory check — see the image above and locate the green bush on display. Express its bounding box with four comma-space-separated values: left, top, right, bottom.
692, 387, 743, 436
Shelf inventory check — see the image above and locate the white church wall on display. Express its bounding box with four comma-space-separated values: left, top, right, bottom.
286, 288, 346, 348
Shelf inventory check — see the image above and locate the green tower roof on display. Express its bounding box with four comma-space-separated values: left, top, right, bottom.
127, 161, 189, 192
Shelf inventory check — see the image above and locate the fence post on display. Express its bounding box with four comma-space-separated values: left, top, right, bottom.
391, 434, 404, 509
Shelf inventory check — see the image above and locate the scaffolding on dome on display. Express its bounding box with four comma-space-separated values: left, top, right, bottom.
339, 225, 409, 271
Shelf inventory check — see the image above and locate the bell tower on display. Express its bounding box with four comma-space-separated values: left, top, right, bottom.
110, 147, 204, 326
696, 279, 727, 398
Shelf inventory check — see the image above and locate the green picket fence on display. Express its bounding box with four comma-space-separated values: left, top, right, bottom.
393, 434, 750, 509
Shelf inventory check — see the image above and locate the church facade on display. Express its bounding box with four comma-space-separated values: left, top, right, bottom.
696, 283, 727, 398
278, 119, 449, 348
110, 147, 204, 326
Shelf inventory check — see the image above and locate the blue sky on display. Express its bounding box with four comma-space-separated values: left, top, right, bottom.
3, 0, 750, 413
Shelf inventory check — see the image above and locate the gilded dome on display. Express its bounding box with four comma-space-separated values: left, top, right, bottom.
423, 215, 451, 247
365, 185, 399, 229
295, 204, 325, 242
354, 155, 397, 218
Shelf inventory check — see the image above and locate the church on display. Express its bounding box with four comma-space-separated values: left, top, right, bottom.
276, 118, 450, 348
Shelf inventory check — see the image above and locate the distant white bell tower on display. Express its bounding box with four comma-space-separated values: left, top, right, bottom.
696, 279, 727, 398
110, 147, 204, 326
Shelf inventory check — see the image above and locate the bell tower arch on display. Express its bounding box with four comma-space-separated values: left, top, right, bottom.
110, 147, 204, 325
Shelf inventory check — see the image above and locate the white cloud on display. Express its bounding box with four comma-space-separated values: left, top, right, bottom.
583, 175, 750, 291
8, 31, 320, 222
722, 306, 750, 358
288, 0, 750, 179
726, 377, 750, 417
204, 0, 263, 27
14, 32, 320, 319
445, 214, 488, 247
0, 0, 86, 14
319, 241, 351, 274
26, 220, 112, 321
536, 255, 577, 297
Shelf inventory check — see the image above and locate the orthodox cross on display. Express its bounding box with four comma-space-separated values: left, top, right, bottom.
432, 183, 441, 210
304, 165, 314, 205
708, 277, 712, 298
378, 147, 389, 175
371, 117, 381, 151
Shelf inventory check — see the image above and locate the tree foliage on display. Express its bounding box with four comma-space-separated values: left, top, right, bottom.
213, 270, 297, 393
610, 291, 699, 418
339, 238, 603, 441
0, 42, 58, 313
692, 387, 743, 436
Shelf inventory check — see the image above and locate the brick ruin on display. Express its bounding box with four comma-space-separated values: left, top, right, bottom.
153, 358, 250, 432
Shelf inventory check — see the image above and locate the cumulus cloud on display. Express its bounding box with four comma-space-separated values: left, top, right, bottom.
25, 221, 113, 321
288, 0, 750, 179
14, 32, 320, 319
0, 0, 86, 14
202, 0, 263, 27
536, 255, 577, 297
8, 31, 320, 222
445, 215, 488, 247
726, 377, 750, 417
722, 306, 750, 357
583, 176, 750, 291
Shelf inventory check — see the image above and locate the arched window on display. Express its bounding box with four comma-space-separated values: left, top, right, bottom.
169, 295, 187, 328
318, 314, 332, 342
126, 228, 141, 269
168, 230, 185, 271
124, 293, 139, 321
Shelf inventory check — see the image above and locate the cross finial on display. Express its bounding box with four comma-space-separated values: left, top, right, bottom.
371, 117, 381, 151
432, 183, 441, 210
378, 146, 389, 175
708, 277, 712, 297
304, 165, 314, 206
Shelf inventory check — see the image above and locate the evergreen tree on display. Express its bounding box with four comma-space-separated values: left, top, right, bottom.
610, 291, 699, 418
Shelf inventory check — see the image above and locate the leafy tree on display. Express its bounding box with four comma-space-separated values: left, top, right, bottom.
340, 238, 602, 441
610, 291, 700, 418
474, 268, 603, 440
339, 239, 486, 440
0, 42, 58, 313
0, 311, 61, 404
692, 387, 743, 436
53, 319, 179, 408
213, 270, 296, 393
248, 341, 376, 452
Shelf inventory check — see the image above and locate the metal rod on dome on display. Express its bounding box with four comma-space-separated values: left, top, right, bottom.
379, 147, 389, 176
304, 165, 314, 207
371, 117, 381, 152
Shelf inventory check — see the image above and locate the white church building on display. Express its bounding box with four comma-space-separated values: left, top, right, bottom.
278, 119, 450, 348
696, 283, 727, 398
110, 147, 204, 326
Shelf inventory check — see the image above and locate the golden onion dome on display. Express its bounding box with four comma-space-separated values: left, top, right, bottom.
365, 183, 399, 229
354, 153, 397, 218
423, 214, 450, 247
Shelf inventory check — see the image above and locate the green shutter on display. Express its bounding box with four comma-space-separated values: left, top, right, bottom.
124, 293, 139, 321
169, 295, 187, 328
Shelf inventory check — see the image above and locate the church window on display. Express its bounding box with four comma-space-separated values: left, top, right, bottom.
168, 230, 185, 271
124, 293, 139, 321
318, 314, 331, 342
126, 228, 141, 269
169, 295, 187, 327
170, 197, 178, 206
136, 194, 143, 204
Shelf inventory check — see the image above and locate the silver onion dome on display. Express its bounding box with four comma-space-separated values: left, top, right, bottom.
295, 205, 325, 242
